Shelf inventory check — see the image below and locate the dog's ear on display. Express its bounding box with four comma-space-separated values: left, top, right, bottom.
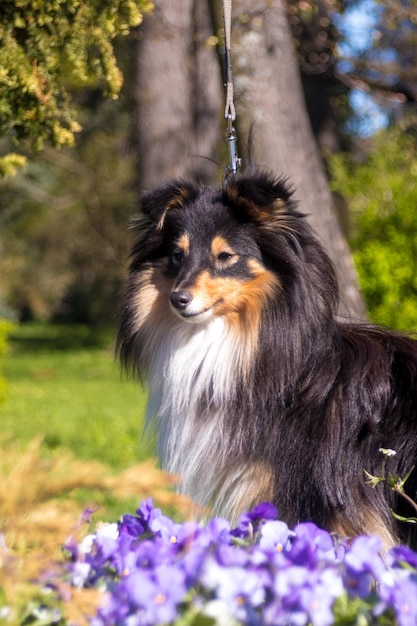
133, 181, 199, 231
128, 181, 199, 269
223, 172, 295, 224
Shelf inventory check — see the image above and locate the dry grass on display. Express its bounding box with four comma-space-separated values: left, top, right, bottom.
0, 436, 194, 625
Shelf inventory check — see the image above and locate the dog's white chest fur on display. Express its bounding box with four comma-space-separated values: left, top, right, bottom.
145, 316, 249, 517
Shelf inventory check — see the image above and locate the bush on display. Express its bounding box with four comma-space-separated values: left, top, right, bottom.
330, 124, 417, 332
0, 0, 152, 172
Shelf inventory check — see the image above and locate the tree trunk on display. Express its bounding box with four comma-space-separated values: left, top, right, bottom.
134, 0, 366, 319
133, 0, 222, 190
228, 0, 366, 319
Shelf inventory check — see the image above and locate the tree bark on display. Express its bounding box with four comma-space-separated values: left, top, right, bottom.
229, 0, 366, 319
134, 0, 222, 190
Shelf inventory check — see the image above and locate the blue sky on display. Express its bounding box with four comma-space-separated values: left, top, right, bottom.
334, 0, 389, 136
336, 0, 379, 56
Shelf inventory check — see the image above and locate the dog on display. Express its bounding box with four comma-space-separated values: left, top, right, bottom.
117, 169, 417, 549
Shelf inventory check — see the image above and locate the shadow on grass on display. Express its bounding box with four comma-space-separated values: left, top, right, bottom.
10, 322, 114, 351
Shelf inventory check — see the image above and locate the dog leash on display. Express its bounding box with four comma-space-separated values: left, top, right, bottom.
222, 0, 242, 177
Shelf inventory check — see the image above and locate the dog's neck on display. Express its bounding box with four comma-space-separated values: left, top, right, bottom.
145, 315, 256, 516
147, 316, 237, 418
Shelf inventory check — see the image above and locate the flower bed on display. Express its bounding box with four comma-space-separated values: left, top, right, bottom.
65, 499, 417, 626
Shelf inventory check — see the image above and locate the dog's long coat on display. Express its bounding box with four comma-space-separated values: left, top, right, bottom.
117, 171, 417, 549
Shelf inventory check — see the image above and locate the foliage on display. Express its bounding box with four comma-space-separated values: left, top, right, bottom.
329, 122, 417, 331
0, 0, 152, 173
0, 153, 27, 179
0, 96, 137, 323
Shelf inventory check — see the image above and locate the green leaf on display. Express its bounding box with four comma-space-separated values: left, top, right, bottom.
391, 511, 417, 525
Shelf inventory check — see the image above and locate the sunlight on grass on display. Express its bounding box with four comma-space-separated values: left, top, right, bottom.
0, 324, 152, 469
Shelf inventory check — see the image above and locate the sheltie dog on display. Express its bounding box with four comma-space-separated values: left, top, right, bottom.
117, 169, 417, 549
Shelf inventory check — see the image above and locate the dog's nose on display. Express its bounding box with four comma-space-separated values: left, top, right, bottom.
170, 290, 192, 310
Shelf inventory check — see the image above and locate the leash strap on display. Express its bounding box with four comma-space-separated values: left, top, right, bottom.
222, 0, 241, 176
223, 0, 236, 121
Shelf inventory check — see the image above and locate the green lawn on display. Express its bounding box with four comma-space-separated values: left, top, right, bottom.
0, 323, 152, 469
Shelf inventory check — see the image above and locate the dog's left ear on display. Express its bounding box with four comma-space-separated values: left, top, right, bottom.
136, 181, 199, 231
223, 172, 295, 224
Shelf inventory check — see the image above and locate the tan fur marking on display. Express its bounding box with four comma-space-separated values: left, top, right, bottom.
175, 233, 190, 256
238, 197, 271, 223
211, 235, 235, 259
228, 194, 287, 223
130, 263, 178, 365
156, 207, 170, 231
186, 266, 280, 379
264, 201, 297, 235
238, 462, 275, 513
224, 183, 290, 225
156, 186, 192, 230
188, 262, 279, 309
214, 462, 275, 524
327, 510, 398, 552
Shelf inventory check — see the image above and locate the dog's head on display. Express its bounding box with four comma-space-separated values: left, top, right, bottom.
128, 171, 337, 328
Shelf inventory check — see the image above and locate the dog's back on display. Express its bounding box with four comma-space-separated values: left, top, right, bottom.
118, 170, 417, 549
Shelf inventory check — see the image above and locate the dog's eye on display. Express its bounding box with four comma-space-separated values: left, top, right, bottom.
171, 248, 185, 264
217, 251, 234, 262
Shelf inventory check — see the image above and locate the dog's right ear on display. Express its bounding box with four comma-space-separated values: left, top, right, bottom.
132, 181, 199, 232
223, 171, 296, 226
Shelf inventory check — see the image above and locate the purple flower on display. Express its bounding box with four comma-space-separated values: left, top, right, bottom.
272, 563, 309, 598
215, 543, 249, 568
179, 517, 232, 586
297, 583, 335, 626
148, 513, 181, 538
259, 520, 294, 554
345, 535, 385, 576
300, 568, 343, 626
344, 535, 385, 598
233, 502, 278, 538
264, 564, 310, 626
291, 523, 336, 566
201, 556, 268, 622
70, 561, 91, 587
130, 535, 174, 570
85, 522, 120, 576
135, 497, 162, 531
389, 544, 417, 570
378, 569, 417, 626
119, 513, 145, 539
204, 516, 232, 543
122, 564, 187, 625
247, 501, 279, 522
64, 498, 417, 626
269, 564, 343, 626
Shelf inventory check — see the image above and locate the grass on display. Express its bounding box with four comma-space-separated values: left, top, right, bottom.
0, 322, 153, 470
0, 323, 196, 624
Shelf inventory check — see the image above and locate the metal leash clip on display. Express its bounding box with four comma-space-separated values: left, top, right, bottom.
225, 114, 241, 177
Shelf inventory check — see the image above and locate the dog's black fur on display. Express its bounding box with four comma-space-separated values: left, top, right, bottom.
118, 170, 417, 549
